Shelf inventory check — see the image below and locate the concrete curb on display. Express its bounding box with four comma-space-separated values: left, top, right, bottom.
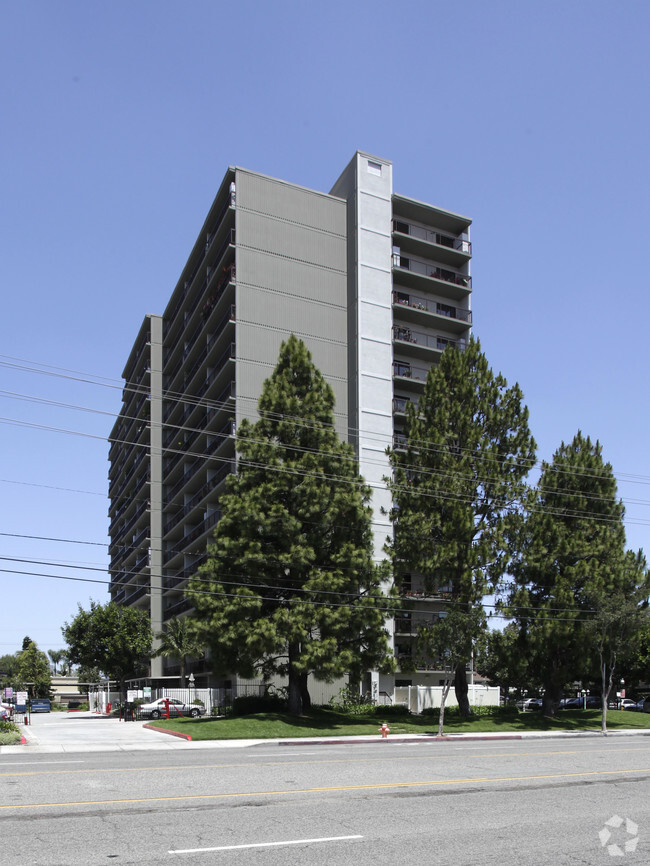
275, 729, 650, 746
143, 723, 192, 741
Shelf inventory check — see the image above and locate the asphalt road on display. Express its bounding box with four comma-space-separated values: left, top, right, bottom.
2, 722, 650, 865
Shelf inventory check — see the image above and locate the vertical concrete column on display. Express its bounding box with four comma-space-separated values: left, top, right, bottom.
148, 314, 164, 678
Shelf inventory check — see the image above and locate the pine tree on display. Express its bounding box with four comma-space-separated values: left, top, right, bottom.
16, 642, 51, 698
187, 335, 395, 715
506, 432, 638, 717
387, 338, 536, 715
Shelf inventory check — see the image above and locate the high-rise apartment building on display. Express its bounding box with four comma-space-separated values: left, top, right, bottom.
108, 151, 472, 691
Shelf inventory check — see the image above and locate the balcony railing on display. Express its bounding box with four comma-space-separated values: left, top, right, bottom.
164, 231, 235, 339
393, 397, 411, 414
124, 584, 149, 605
393, 325, 467, 353
393, 219, 471, 255
392, 291, 472, 324
399, 588, 454, 600
393, 361, 429, 382
178, 511, 221, 551
393, 255, 471, 289
164, 456, 233, 511
393, 616, 444, 635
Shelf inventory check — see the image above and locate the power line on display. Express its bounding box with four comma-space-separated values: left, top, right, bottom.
0, 564, 603, 623
3, 353, 650, 488
1, 411, 647, 529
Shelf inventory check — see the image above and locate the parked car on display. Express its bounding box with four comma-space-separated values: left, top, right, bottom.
0, 703, 12, 721
560, 696, 601, 709
631, 697, 650, 713
517, 697, 542, 711
138, 698, 206, 719
617, 698, 638, 710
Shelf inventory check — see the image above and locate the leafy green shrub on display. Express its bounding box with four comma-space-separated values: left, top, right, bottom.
0, 720, 21, 745
192, 699, 205, 707
329, 688, 374, 715
420, 704, 515, 719
371, 704, 411, 717
231, 694, 287, 716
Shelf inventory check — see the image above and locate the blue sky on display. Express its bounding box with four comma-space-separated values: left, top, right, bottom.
1, 1, 648, 655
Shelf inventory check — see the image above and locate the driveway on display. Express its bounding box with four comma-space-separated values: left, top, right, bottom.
5, 711, 190, 754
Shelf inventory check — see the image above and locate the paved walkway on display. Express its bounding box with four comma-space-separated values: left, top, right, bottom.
0, 713, 650, 755
1, 711, 648, 755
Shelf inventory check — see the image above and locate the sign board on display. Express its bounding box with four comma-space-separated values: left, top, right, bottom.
126, 690, 138, 703
143, 687, 151, 698
3, 687, 13, 700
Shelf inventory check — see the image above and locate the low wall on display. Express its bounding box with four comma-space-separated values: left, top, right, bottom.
394, 685, 500, 714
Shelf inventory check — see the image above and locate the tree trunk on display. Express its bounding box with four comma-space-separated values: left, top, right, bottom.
541, 683, 562, 718
287, 644, 302, 715
454, 662, 472, 717
438, 679, 452, 736
541, 693, 555, 717
601, 652, 616, 735
298, 672, 311, 712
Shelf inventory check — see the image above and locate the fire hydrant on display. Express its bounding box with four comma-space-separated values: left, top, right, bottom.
379, 722, 390, 738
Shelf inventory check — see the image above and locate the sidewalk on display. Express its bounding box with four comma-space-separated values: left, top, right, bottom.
3, 718, 649, 755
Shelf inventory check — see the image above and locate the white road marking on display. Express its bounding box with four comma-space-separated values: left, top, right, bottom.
169, 835, 363, 854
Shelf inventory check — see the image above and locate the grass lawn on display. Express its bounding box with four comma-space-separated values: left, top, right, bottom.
147, 707, 650, 741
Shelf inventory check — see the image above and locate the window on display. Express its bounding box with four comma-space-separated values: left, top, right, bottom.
436, 302, 456, 318
367, 160, 382, 176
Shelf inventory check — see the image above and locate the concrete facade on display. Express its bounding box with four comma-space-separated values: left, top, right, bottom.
108, 151, 473, 695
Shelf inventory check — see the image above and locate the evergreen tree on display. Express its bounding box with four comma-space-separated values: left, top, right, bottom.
188, 335, 395, 714
476, 622, 535, 702
387, 338, 535, 715
16, 641, 51, 698
506, 432, 635, 717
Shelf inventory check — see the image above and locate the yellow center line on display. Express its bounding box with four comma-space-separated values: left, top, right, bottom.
3, 766, 650, 810
2, 745, 650, 777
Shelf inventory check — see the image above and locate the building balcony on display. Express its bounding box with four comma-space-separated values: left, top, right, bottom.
163, 439, 234, 510
393, 615, 444, 636
163, 597, 193, 618
124, 584, 149, 606
393, 255, 471, 301
164, 230, 235, 342
392, 291, 471, 333
393, 396, 412, 415
395, 653, 447, 673
399, 588, 454, 601
393, 219, 471, 268
392, 360, 429, 389
393, 325, 466, 361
